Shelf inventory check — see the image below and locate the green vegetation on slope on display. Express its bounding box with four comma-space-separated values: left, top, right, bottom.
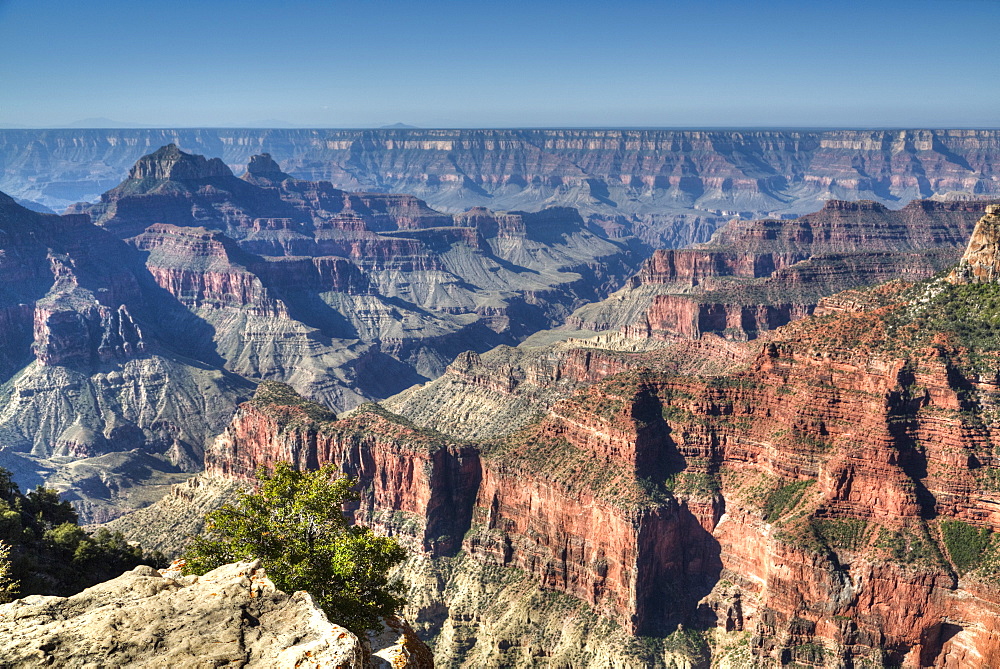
940, 519, 996, 574
885, 279, 1000, 355
0, 467, 162, 598
0, 541, 14, 603
763, 480, 815, 521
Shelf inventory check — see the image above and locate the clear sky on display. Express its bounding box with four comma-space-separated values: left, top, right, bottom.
1, 0, 999, 128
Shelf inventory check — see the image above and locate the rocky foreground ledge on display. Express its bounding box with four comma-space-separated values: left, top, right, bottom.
0, 560, 432, 668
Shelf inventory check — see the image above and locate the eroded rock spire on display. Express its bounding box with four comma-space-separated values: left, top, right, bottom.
128, 143, 233, 181
948, 204, 1000, 284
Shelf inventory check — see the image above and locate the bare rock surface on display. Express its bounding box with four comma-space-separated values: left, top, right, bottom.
570, 198, 994, 340
949, 204, 1000, 284
367, 615, 435, 669
0, 561, 368, 668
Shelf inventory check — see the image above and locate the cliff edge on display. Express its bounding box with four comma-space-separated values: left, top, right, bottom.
0, 560, 432, 668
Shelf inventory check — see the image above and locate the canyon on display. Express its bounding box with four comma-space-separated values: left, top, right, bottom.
176, 207, 1000, 666
570, 198, 996, 341
0, 144, 642, 522
5, 135, 1000, 665
3, 128, 1000, 248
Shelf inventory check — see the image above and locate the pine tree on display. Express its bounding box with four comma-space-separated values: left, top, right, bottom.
182, 462, 407, 635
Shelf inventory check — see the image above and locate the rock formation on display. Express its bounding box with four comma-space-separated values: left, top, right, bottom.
571, 198, 993, 340
948, 204, 1000, 284
0, 143, 644, 518
70, 145, 644, 409
4, 128, 1000, 246
0, 560, 432, 668
0, 192, 253, 521
384, 332, 750, 441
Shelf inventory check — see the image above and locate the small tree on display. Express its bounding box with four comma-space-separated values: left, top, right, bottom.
0, 540, 16, 603
183, 462, 407, 634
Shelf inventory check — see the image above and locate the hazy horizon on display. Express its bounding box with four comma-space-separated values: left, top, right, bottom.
2, 0, 999, 128
6, 124, 1000, 131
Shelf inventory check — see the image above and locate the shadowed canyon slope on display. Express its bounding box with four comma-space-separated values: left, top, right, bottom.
191, 206, 1000, 666
0, 144, 643, 519
0, 190, 253, 521
3, 128, 1000, 247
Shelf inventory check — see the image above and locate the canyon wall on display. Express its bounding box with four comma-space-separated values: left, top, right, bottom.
4, 128, 1000, 247
0, 191, 253, 521
570, 198, 994, 341
0, 144, 645, 521
72, 145, 645, 408
204, 266, 1000, 665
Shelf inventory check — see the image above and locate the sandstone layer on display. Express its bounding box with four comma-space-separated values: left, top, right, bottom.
948, 203, 1000, 284
570, 198, 993, 341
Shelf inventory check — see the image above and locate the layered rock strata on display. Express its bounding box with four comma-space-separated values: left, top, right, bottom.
202, 265, 1000, 665
0, 142, 644, 516
384, 332, 751, 441
0, 192, 253, 521
68, 145, 644, 409
5, 128, 1000, 247
571, 198, 993, 340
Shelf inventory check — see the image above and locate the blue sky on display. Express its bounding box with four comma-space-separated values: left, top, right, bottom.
1, 0, 998, 128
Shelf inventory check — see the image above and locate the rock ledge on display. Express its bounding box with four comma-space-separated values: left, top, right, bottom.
0, 560, 429, 668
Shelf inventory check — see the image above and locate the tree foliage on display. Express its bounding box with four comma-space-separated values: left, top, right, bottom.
182, 462, 407, 634
0, 540, 16, 604
0, 466, 160, 598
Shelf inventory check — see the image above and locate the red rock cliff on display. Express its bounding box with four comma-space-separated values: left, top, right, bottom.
207, 272, 1000, 663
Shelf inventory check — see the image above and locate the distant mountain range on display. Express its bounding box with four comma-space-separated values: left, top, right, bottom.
3, 127, 999, 249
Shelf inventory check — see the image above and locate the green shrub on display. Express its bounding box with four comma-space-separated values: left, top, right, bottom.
811, 518, 869, 551
183, 462, 407, 635
876, 525, 941, 566
0, 466, 159, 598
0, 541, 15, 604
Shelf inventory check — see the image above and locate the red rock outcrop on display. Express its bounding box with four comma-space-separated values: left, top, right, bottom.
205, 383, 481, 556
